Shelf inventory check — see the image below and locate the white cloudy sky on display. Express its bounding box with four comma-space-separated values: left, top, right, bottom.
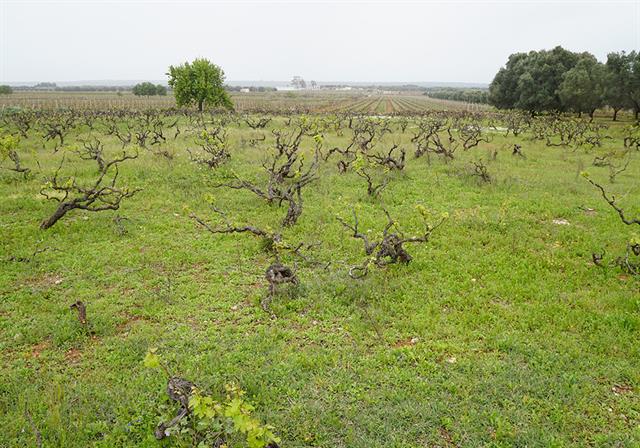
0, 0, 638, 83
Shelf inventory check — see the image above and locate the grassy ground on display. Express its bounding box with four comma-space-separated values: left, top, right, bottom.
0, 114, 639, 447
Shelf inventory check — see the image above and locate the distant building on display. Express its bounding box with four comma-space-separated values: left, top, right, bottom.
240, 88, 250, 93
33, 82, 57, 91
291, 76, 307, 89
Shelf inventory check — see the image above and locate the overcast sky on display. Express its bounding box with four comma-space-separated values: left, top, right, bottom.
0, 0, 638, 84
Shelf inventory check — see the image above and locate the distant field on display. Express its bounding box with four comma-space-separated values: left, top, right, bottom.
0, 91, 486, 114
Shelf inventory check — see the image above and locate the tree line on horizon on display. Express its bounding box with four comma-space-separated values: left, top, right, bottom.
424, 87, 489, 104
132, 82, 167, 96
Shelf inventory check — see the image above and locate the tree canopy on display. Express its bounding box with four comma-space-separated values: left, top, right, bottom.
488, 46, 580, 114
0, 85, 13, 95
167, 58, 233, 111
605, 51, 640, 120
489, 47, 640, 120
557, 54, 606, 118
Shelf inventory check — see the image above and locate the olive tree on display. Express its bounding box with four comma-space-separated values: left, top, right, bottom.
558, 55, 606, 120
605, 51, 640, 121
489, 46, 581, 114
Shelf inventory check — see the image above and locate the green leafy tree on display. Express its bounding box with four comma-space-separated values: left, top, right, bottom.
605, 52, 633, 121
0, 85, 13, 95
558, 54, 606, 120
167, 58, 233, 111
155, 84, 167, 96
489, 46, 582, 114
625, 51, 640, 121
605, 51, 639, 121
488, 53, 527, 109
517, 47, 580, 113
628, 51, 640, 121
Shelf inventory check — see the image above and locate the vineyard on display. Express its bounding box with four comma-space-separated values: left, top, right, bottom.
0, 91, 485, 115
1, 104, 639, 447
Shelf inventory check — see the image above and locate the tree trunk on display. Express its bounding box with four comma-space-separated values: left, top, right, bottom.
589, 109, 595, 122
613, 108, 619, 121
40, 203, 73, 230
198, 99, 204, 112
577, 111, 582, 118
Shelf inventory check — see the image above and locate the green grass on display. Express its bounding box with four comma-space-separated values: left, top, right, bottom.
0, 115, 639, 447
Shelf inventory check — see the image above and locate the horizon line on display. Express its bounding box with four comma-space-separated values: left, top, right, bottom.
2, 79, 491, 86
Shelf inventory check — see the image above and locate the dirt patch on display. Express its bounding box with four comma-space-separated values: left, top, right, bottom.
29, 339, 51, 359
24, 273, 63, 288
439, 427, 456, 447
65, 348, 82, 363
117, 313, 150, 331
392, 337, 418, 348
612, 384, 633, 396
